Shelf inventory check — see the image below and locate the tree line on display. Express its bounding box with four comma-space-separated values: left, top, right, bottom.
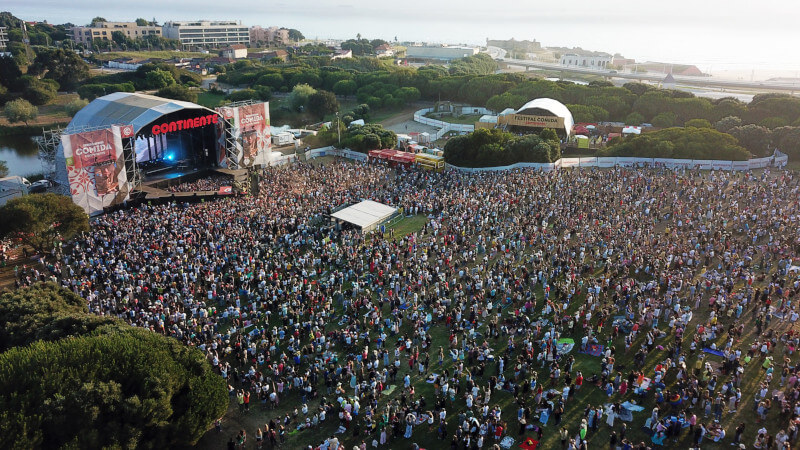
443, 128, 561, 167
0, 281, 228, 449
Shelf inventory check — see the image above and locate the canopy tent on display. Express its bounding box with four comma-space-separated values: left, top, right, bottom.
622, 126, 642, 135
330, 200, 398, 232
368, 149, 416, 166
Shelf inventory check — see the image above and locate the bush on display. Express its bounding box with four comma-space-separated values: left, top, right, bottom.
0, 283, 228, 449
156, 84, 198, 103
65, 98, 89, 117
444, 128, 560, 167
599, 127, 750, 160
685, 118, 712, 129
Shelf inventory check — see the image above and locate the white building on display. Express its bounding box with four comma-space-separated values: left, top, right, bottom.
162, 21, 249, 48
220, 44, 248, 59
70, 22, 162, 46
0, 27, 8, 51
559, 53, 612, 69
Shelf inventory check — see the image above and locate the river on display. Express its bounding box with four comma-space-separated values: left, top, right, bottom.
0, 135, 42, 178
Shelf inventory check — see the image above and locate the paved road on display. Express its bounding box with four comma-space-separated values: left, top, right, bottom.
498, 58, 800, 92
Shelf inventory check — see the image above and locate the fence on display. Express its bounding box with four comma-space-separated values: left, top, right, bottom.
445, 151, 789, 172
413, 108, 476, 140
305, 146, 369, 162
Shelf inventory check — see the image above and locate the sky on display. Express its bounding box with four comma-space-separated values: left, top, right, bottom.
6, 0, 800, 76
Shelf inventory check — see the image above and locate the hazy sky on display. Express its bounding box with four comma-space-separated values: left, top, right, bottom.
7, 0, 800, 72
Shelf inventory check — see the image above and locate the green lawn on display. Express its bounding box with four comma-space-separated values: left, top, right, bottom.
197, 91, 226, 109
386, 214, 428, 237
424, 113, 483, 124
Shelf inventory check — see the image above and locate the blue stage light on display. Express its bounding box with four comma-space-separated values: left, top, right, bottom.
166, 153, 175, 161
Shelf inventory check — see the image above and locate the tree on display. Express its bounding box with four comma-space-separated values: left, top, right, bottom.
308, 90, 339, 119
0, 55, 23, 91
332, 79, 358, 98
27, 48, 89, 91
65, 98, 89, 117
0, 283, 227, 448
599, 127, 749, 160
0, 193, 89, 253
4, 98, 38, 125
135, 18, 149, 26
145, 69, 176, 89
685, 118, 712, 128
20, 76, 58, 105
0, 161, 7, 178
651, 112, 677, 128
728, 124, 771, 157
288, 83, 317, 111
111, 30, 128, 47
624, 112, 645, 126
89, 16, 107, 25
714, 116, 742, 133
156, 84, 197, 103
287, 28, 304, 41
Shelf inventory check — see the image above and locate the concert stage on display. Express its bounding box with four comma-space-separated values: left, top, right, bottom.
133, 168, 247, 201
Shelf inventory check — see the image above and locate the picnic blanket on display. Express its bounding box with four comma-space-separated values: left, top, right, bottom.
519, 437, 539, 450
499, 436, 515, 449
621, 401, 646, 412
702, 347, 725, 357
580, 344, 604, 357
556, 338, 575, 355
606, 403, 634, 422
426, 374, 440, 384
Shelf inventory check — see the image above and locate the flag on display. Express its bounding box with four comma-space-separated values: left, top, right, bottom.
218, 186, 233, 195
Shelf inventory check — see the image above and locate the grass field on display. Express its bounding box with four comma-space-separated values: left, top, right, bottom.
195, 202, 798, 450
0, 93, 77, 126
197, 91, 227, 109
424, 112, 483, 125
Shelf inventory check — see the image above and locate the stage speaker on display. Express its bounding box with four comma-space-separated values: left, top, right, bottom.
250, 173, 260, 196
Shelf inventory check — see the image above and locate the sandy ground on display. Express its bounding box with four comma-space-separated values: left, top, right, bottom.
380, 109, 440, 136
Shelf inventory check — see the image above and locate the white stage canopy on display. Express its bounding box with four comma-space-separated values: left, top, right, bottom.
330, 200, 398, 232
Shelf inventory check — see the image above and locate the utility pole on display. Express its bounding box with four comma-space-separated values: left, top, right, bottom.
336, 111, 341, 147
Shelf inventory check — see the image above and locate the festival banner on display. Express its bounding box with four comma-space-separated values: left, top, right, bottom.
64, 128, 117, 169
60, 125, 130, 215
215, 102, 271, 168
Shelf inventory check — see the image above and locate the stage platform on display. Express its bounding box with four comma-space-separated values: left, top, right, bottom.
133, 167, 244, 201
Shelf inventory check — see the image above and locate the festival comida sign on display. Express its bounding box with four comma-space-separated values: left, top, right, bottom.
215, 102, 271, 168
500, 114, 565, 129
60, 125, 130, 215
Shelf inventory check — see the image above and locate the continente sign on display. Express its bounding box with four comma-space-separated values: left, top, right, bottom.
151, 114, 220, 135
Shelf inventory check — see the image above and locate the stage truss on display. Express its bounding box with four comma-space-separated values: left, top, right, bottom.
220, 99, 262, 170
35, 127, 65, 193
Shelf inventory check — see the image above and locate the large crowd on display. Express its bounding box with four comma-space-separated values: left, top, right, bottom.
167, 174, 234, 193
16, 159, 800, 450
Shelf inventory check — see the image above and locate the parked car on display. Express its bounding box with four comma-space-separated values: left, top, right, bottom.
29, 179, 52, 193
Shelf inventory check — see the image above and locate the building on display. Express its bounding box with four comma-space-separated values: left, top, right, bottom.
405, 45, 479, 61
0, 27, 8, 51
375, 43, 394, 57
70, 22, 162, 46
219, 44, 247, 59
162, 21, 249, 48
559, 53, 612, 69
250, 26, 290, 46
331, 49, 352, 60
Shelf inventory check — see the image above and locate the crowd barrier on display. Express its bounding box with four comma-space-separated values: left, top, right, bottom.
445, 152, 788, 172
413, 108, 476, 140
303, 146, 788, 174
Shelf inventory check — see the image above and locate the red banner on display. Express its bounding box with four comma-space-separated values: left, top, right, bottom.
68, 129, 117, 169
94, 163, 119, 195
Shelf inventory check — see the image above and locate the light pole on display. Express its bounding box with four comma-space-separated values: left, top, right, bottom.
336, 111, 341, 147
